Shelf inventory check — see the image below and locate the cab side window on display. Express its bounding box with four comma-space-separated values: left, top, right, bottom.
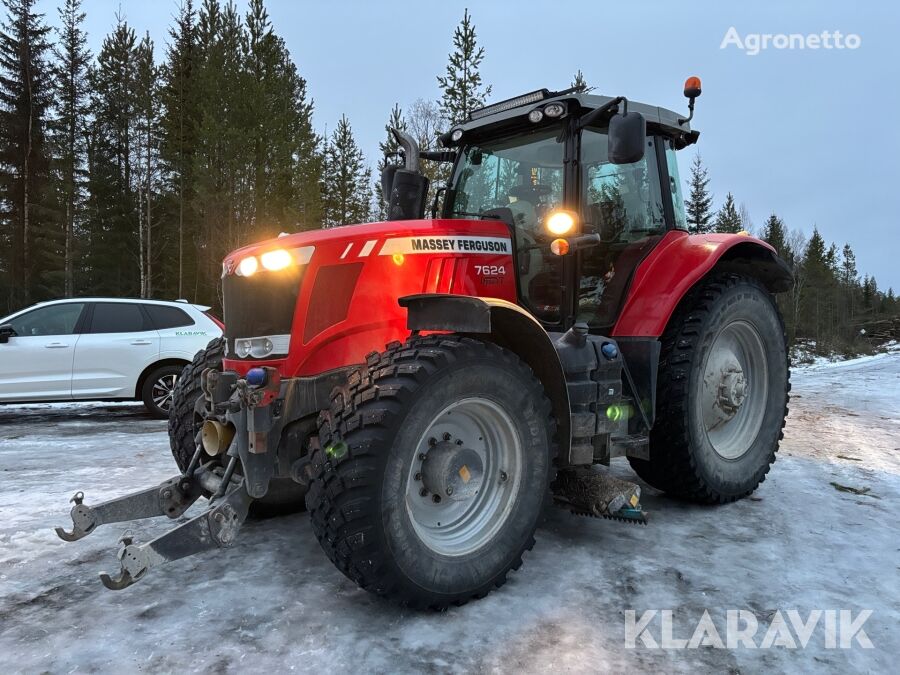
582, 133, 665, 242
88, 303, 150, 333
8, 303, 85, 336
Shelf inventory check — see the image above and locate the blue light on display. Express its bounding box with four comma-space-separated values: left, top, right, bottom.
246, 368, 267, 387
601, 342, 619, 360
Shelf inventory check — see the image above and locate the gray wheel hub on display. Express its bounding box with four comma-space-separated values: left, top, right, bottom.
405, 397, 523, 557
699, 320, 769, 460
420, 440, 484, 501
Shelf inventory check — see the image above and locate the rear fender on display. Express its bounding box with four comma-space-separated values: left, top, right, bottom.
399, 294, 571, 464
612, 232, 793, 337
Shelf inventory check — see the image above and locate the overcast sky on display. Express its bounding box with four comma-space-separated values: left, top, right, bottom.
42, 0, 900, 290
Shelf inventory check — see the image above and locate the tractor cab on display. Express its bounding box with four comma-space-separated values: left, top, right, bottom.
387, 84, 701, 333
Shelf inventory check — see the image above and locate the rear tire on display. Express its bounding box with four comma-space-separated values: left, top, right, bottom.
305, 335, 556, 609
168, 337, 306, 514
628, 273, 789, 503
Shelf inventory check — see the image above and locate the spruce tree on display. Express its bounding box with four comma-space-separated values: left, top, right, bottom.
0, 0, 55, 309
684, 152, 713, 234
193, 0, 248, 265
51, 0, 90, 298
85, 15, 139, 296
159, 0, 198, 298
713, 192, 742, 233
861, 274, 873, 310
323, 114, 371, 227
571, 69, 587, 90
437, 8, 491, 126
761, 213, 790, 261
133, 33, 157, 298
839, 243, 857, 288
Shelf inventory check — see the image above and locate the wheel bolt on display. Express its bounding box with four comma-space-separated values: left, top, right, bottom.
432, 494, 442, 504
414, 472, 422, 481
442, 432, 451, 441
446, 486, 453, 496
456, 439, 464, 446
499, 471, 508, 483
419, 453, 427, 461
428, 437, 437, 446
420, 487, 428, 497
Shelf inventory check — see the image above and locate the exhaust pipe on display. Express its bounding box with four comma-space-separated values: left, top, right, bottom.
201, 420, 236, 456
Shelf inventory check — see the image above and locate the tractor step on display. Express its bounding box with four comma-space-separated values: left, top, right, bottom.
553, 469, 648, 525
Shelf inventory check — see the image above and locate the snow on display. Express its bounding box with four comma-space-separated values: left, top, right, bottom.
1, 356, 898, 673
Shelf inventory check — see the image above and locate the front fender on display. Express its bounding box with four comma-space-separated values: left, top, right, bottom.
612, 231, 792, 337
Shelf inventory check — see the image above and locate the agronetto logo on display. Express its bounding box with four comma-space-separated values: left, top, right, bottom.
720, 27, 861, 56
624, 609, 874, 649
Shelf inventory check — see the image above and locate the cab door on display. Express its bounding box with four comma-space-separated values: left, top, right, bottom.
0, 302, 86, 401
71, 302, 160, 399
575, 132, 671, 332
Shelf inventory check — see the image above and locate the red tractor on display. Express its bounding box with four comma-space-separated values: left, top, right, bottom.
56, 79, 791, 608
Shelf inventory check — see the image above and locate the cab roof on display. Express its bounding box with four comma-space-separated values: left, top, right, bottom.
453, 89, 699, 148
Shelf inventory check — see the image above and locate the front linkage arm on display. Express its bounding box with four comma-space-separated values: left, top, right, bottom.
54, 365, 286, 590
54, 473, 204, 542
54, 453, 254, 591
99, 480, 252, 590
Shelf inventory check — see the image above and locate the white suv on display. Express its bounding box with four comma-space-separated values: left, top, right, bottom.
0, 298, 223, 417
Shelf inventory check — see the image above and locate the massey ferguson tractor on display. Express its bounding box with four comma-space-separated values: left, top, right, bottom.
55, 79, 792, 608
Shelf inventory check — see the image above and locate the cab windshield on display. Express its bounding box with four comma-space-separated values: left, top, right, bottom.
447, 128, 564, 232
446, 128, 566, 322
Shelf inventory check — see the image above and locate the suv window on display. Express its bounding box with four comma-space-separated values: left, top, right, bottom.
144, 305, 194, 330
88, 303, 149, 333
8, 303, 85, 336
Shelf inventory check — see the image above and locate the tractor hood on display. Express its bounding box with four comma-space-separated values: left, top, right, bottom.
220, 217, 517, 377
222, 218, 513, 276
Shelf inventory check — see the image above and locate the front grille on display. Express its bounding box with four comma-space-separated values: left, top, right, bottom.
223, 268, 303, 358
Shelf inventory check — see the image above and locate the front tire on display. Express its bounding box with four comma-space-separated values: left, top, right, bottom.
629, 273, 789, 503
306, 335, 555, 608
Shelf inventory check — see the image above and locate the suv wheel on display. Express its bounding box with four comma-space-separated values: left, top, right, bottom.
141, 365, 184, 418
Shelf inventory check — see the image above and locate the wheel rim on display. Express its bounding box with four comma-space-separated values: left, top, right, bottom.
151, 374, 178, 412
405, 397, 523, 557
698, 320, 769, 460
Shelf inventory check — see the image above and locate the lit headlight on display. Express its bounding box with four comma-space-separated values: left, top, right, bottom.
261, 249, 293, 271
451, 128, 464, 142
233, 335, 291, 359
528, 109, 543, 123
228, 246, 314, 278
546, 211, 576, 236
237, 256, 259, 277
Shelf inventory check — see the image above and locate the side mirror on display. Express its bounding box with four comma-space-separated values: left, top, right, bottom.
0, 324, 16, 344
608, 111, 646, 165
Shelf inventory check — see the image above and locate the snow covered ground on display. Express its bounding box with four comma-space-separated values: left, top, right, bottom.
0, 354, 898, 673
